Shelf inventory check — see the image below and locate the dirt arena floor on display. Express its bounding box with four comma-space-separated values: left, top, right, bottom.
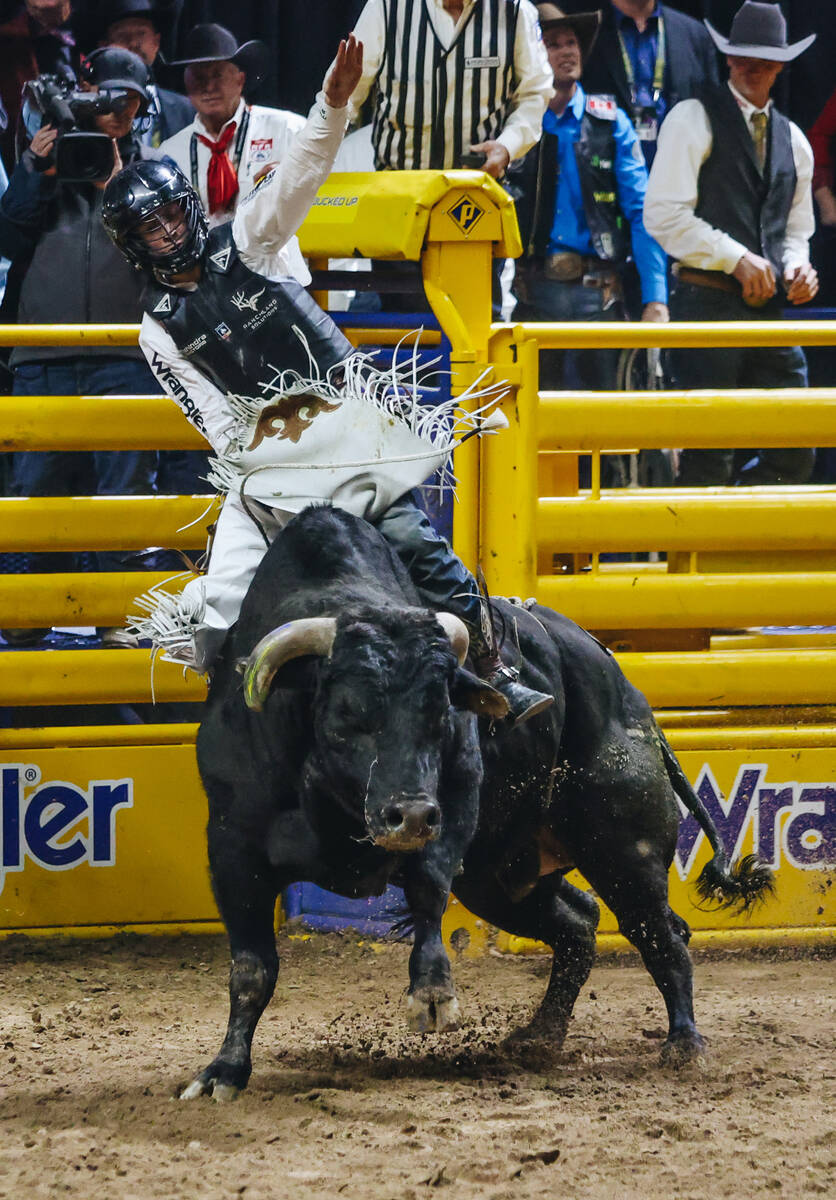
0, 932, 833, 1200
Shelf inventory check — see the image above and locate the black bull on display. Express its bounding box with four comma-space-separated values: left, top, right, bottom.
184, 506, 772, 1100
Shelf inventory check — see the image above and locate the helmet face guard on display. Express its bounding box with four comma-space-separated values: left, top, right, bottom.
102, 160, 208, 283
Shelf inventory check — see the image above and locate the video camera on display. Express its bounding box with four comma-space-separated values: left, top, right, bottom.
22, 69, 136, 183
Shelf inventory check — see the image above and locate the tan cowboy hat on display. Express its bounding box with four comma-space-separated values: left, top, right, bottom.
536, 4, 602, 63
704, 1, 815, 63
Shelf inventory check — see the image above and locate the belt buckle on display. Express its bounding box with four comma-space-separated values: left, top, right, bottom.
545, 252, 583, 282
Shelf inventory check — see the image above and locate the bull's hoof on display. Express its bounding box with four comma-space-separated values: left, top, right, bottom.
659, 1031, 708, 1070
502, 1012, 568, 1059
180, 1058, 249, 1100
406, 987, 462, 1034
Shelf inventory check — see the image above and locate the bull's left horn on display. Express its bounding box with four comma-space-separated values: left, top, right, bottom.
435, 613, 469, 666
243, 617, 337, 711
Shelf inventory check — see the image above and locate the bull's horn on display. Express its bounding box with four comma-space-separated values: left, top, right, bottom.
435, 612, 469, 666
243, 617, 337, 711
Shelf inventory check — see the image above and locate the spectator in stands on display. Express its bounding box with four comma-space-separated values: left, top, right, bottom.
808, 86, 836, 231
97, 4, 205, 500
644, 0, 818, 488
0, 0, 78, 174
347, 0, 553, 177
551, 0, 720, 166
94, 0, 194, 147
509, 5, 667, 486
343, 0, 551, 311
0, 99, 8, 305
0, 46, 161, 646
807, 84, 836, 309
159, 24, 305, 232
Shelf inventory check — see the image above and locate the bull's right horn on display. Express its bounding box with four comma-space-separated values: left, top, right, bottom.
243, 617, 337, 712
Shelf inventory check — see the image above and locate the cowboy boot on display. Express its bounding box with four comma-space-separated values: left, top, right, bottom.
467, 621, 554, 726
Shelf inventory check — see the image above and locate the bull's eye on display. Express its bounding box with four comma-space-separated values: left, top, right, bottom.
335, 697, 380, 734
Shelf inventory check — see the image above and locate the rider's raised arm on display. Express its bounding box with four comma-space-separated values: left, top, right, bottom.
232, 35, 363, 263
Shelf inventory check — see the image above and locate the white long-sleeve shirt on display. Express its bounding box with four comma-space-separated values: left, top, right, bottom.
643, 82, 815, 275
139, 95, 454, 521
160, 98, 306, 227
347, 0, 553, 165
141, 94, 350, 461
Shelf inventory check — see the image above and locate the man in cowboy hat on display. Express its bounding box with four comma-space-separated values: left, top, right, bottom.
644, 0, 818, 488
509, 5, 667, 475
548, 1, 720, 167
94, 0, 194, 146
159, 23, 305, 235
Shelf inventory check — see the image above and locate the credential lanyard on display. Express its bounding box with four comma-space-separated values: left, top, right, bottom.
617, 14, 666, 112
189, 107, 251, 193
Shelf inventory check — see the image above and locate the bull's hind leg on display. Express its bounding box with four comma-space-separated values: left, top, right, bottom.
454, 872, 600, 1047
181, 833, 280, 1101
579, 853, 706, 1067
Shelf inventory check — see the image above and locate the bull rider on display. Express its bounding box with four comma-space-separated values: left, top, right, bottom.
101, 34, 552, 725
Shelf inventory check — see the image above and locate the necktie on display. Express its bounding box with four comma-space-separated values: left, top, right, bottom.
751, 110, 768, 170
196, 122, 239, 214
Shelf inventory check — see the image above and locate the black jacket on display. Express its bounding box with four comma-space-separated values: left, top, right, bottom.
564, 2, 720, 119
508, 97, 631, 266
0, 134, 162, 364
152, 85, 194, 145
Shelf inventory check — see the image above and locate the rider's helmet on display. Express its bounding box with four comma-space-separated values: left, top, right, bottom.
102, 158, 208, 283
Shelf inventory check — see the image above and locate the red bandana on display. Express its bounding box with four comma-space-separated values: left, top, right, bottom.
197, 121, 239, 214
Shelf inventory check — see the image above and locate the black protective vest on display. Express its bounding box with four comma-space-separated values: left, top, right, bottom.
142, 223, 354, 396
694, 84, 796, 278
510, 96, 630, 264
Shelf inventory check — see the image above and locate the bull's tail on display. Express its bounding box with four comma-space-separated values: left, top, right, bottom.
658, 728, 775, 913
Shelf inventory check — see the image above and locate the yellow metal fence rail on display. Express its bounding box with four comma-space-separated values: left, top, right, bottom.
0, 172, 832, 942
481, 320, 836, 660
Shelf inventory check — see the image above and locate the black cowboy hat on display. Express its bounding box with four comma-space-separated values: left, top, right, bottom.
536, 4, 602, 64
166, 23, 270, 91
91, 0, 178, 42
704, 1, 815, 63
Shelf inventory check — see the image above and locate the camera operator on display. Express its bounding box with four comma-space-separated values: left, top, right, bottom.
0, 46, 164, 648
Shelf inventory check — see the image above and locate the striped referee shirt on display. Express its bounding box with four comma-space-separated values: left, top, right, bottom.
348, 0, 552, 170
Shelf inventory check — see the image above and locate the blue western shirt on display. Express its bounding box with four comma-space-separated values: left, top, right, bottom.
543, 84, 667, 305
614, 0, 667, 165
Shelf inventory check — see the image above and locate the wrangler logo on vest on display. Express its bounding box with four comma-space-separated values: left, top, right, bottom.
247, 393, 342, 448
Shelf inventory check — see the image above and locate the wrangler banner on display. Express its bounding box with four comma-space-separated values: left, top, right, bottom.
0, 743, 832, 941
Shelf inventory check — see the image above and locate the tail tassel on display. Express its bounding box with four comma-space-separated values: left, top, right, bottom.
695, 853, 776, 914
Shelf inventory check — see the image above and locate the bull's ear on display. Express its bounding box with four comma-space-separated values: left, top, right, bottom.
450, 667, 510, 719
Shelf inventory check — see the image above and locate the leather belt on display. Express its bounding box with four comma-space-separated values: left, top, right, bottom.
674, 265, 740, 295
536, 251, 618, 287
674, 264, 775, 309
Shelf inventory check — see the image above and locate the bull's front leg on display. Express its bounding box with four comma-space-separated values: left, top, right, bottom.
401, 779, 479, 1035
181, 829, 280, 1101
402, 852, 462, 1034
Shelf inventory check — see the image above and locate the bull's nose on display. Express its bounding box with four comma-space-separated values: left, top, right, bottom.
382, 795, 441, 842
